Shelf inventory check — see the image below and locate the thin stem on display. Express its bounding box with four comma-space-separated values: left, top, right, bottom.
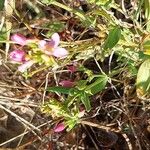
51, 1, 86, 21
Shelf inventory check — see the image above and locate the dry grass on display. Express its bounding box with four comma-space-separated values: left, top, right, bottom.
0, 0, 150, 149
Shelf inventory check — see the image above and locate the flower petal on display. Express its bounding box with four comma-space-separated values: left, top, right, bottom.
38, 40, 47, 49
18, 60, 34, 72
9, 50, 26, 62
54, 122, 65, 133
52, 47, 68, 58
11, 33, 27, 46
59, 80, 74, 87
39, 40, 53, 55
51, 33, 60, 48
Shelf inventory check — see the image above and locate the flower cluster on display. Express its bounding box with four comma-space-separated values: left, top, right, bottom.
9, 33, 68, 73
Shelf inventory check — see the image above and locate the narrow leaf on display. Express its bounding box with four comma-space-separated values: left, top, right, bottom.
76, 80, 87, 90
0, 0, 4, 10
86, 75, 108, 95
144, 0, 150, 31
81, 92, 91, 112
47, 86, 71, 94
136, 59, 150, 97
143, 40, 150, 50
104, 27, 121, 49
143, 40, 150, 55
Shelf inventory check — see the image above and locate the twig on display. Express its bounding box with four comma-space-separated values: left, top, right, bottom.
109, 50, 115, 74
0, 104, 40, 132
0, 99, 38, 108
83, 125, 99, 150
94, 57, 105, 75
0, 120, 53, 147
42, 72, 51, 104
0, 83, 30, 89
17, 116, 34, 147
0, 96, 38, 107
122, 133, 133, 150
4, 0, 15, 61
0, 95, 34, 103
0, 13, 5, 31
80, 120, 120, 132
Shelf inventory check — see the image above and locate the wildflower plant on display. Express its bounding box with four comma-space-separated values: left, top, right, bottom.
2, 0, 150, 149
42, 69, 108, 131
41, 98, 85, 131
9, 0, 150, 138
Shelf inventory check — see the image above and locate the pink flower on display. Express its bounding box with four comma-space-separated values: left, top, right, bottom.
9, 50, 26, 62
11, 33, 27, 46
18, 60, 34, 72
59, 80, 75, 87
39, 33, 68, 58
54, 122, 65, 133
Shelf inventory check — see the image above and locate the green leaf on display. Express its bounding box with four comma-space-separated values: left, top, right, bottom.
41, 0, 54, 4
144, 0, 150, 31
96, 0, 110, 5
136, 59, 150, 97
47, 86, 71, 94
44, 22, 65, 37
104, 26, 121, 49
142, 40, 150, 56
85, 75, 108, 95
127, 63, 138, 77
143, 40, 150, 50
81, 92, 91, 112
76, 80, 87, 90
66, 119, 77, 131
0, 0, 4, 10
93, 9, 114, 23
50, 1, 93, 27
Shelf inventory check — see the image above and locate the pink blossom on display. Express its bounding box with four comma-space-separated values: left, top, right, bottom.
51, 32, 60, 48
11, 33, 27, 46
38, 33, 68, 58
9, 50, 26, 62
59, 80, 74, 87
18, 60, 34, 72
54, 122, 65, 133
52, 47, 68, 58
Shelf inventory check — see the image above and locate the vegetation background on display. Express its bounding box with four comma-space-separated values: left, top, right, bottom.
0, 0, 150, 149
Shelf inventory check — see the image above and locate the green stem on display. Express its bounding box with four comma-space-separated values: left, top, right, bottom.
27, 66, 48, 77
51, 1, 86, 21
0, 40, 15, 43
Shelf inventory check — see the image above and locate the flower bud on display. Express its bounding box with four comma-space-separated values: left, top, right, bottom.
11, 33, 27, 46
59, 80, 74, 87
54, 122, 65, 133
9, 50, 26, 62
